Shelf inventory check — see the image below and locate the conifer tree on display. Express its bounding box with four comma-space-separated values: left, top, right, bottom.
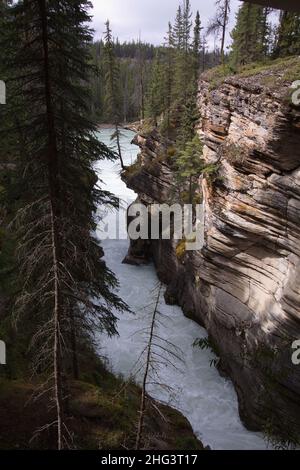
182, 0, 192, 56
162, 22, 175, 134
137, 37, 146, 121
146, 52, 164, 126
230, 2, 268, 66
273, 11, 300, 58
173, 5, 184, 50
103, 20, 125, 169
2, 0, 127, 448
192, 11, 202, 86
173, 1, 193, 103
175, 135, 204, 205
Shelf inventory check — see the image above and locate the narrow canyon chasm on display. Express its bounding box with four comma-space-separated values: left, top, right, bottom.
123, 69, 300, 440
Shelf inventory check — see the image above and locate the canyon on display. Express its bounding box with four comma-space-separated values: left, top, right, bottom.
123, 63, 300, 442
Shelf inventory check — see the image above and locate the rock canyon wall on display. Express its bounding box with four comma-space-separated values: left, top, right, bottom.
124, 68, 300, 440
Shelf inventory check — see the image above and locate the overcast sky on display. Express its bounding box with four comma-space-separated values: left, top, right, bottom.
91, 0, 242, 49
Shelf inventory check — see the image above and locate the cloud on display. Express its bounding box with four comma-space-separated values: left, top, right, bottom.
91, 0, 242, 47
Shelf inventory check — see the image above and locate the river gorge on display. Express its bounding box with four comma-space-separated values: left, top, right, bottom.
95, 128, 268, 450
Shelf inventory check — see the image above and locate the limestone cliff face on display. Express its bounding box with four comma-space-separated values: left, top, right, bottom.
124, 72, 300, 438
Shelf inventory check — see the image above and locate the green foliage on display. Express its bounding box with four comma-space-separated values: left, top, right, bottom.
175, 135, 204, 204
176, 135, 203, 179
144, 1, 204, 141
103, 20, 122, 123
89, 40, 155, 123
1, 0, 128, 448
177, 93, 200, 149
230, 3, 271, 66
273, 11, 300, 59
192, 10, 202, 82
193, 337, 220, 368
176, 239, 186, 260
145, 52, 165, 123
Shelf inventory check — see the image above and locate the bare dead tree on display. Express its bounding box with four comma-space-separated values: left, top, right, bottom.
135, 283, 184, 450
207, 0, 231, 64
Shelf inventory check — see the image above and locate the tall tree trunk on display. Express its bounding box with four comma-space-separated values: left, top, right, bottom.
138, 40, 145, 121
51, 202, 64, 451
220, 0, 229, 64
135, 284, 162, 450
189, 176, 193, 205
70, 308, 79, 380
115, 124, 125, 170
38, 0, 64, 450
140, 70, 145, 121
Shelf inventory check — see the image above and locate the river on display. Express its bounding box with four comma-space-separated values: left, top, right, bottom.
94, 128, 268, 450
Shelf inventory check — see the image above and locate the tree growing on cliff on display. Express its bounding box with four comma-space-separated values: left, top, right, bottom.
2, 0, 127, 449
175, 135, 204, 205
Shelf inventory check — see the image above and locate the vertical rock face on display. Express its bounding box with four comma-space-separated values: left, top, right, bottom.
124, 73, 300, 439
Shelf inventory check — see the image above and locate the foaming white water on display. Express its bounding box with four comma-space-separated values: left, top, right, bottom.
95, 128, 268, 450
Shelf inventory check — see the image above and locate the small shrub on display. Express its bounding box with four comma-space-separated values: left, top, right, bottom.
176, 239, 186, 261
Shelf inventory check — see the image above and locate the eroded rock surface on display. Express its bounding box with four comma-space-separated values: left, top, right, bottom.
124, 72, 300, 439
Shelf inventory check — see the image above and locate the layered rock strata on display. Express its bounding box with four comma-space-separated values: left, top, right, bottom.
124, 72, 300, 439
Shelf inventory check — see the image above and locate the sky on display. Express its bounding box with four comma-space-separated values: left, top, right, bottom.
91, 0, 242, 49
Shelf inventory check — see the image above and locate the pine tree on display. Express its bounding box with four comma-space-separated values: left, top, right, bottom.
175, 135, 204, 205
230, 2, 268, 66
273, 11, 300, 58
2, 0, 127, 448
146, 52, 164, 125
137, 37, 146, 121
182, 0, 192, 56
162, 22, 175, 134
192, 11, 202, 86
103, 20, 125, 169
173, 5, 184, 50
177, 93, 199, 150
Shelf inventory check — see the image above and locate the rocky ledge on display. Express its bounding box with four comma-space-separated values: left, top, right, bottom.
123, 63, 300, 443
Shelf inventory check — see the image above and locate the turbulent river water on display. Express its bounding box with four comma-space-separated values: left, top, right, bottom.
95, 128, 269, 450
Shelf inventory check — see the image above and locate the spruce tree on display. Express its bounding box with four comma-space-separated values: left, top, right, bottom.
103, 20, 125, 169
146, 52, 164, 125
2, 0, 127, 448
173, 5, 184, 50
162, 22, 175, 134
274, 11, 300, 58
137, 38, 146, 121
182, 0, 192, 56
230, 2, 268, 66
175, 135, 204, 205
192, 11, 202, 86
